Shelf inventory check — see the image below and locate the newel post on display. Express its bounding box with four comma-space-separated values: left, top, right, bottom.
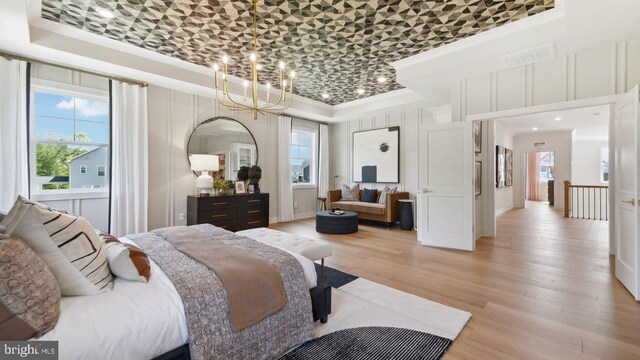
563, 181, 571, 218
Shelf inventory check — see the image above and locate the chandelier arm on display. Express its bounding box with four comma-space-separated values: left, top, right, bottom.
214, 86, 246, 110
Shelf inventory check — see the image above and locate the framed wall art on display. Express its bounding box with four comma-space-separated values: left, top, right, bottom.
352, 126, 400, 183
496, 145, 506, 188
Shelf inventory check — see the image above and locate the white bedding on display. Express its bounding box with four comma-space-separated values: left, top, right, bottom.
37, 236, 317, 360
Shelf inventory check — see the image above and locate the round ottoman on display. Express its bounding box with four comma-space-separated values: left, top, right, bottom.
316, 211, 358, 234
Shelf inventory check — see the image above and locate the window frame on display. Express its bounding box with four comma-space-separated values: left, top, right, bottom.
291, 125, 318, 189
29, 79, 110, 200
97, 165, 106, 177
80, 165, 87, 174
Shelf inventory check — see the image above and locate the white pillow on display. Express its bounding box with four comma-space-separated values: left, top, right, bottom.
103, 240, 150, 283
1, 196, 113, 296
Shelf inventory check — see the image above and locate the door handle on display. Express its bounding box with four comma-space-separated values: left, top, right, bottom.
622, 198, 637, 206
423, 188, 432, 193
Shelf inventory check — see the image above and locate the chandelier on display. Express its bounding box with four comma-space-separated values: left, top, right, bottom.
212, 0, 295, 120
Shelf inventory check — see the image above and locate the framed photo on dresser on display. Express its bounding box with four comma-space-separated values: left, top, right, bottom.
235, 181, 246, 194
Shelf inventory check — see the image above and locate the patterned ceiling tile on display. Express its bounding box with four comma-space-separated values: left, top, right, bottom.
41, 0, 554, 105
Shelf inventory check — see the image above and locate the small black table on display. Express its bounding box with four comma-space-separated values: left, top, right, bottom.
316, 210, 358, 234
399, 199, 414, 230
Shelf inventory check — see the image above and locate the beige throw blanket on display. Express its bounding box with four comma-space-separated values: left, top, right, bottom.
152, 226, 287, 332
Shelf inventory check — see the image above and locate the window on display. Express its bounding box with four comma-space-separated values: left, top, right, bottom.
539, 152, 555, 181
30, 85, 110, 192
291, 128, 317, 186
601, 147, 609, 183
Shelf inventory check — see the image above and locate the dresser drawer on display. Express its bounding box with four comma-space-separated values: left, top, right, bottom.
236, 218, 268, 231
208, 219, 235, 231
236, 205, 267, 220
237, 195, 267, 207
198, 208, 237, 223
198, 198, 235, 211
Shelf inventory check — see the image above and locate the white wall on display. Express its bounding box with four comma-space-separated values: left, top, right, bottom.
328, 103, 435, 199
512, 130, 573, 213
494, 125, 515, 215
455, 40, 640, 121
572, 139, 608, 185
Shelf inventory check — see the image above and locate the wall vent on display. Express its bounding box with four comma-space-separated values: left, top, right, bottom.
534, 142, 547, 149
503, 43, 555, 69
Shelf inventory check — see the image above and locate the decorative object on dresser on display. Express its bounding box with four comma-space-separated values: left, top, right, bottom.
214, 179, 234, 196
352, 127, 400, 183
248, 165, 262, 193
187, 193, 269, 231
234, 181, 246, 194
190, 154, 219, 196
187, 117, 258, 181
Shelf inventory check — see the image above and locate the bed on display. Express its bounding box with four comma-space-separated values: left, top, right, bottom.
35, 225, 318, 360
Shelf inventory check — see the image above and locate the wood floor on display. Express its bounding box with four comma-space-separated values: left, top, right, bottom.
271, 201, 640, 359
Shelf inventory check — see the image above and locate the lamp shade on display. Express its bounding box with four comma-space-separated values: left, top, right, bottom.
190, 154, 219, 172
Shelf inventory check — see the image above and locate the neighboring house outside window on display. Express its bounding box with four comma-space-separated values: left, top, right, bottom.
291, 127, 317, 187
30, 84, 110, 192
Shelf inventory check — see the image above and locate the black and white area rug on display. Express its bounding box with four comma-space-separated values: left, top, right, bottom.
280, 326, 452, 360
314, 263, 358, 288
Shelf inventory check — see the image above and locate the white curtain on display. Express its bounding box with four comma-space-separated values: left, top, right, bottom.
0, 59, 29, 211
110, 81, 148, 236
318, 123, 330, 200
278, 115, 294, 222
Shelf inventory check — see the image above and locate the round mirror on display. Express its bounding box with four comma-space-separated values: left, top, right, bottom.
187, 117, 258, 180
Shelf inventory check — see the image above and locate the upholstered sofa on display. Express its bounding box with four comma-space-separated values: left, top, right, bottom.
327, 189, 409, 226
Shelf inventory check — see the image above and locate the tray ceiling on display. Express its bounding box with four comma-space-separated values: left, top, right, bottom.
41, 0, 554, 105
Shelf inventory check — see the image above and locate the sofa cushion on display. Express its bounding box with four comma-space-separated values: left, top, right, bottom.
340, 184, 360, 201
362, 188, 377, 203
332, 201, 385, 215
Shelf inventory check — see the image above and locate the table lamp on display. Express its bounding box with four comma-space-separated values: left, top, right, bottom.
190, 154, 219, 196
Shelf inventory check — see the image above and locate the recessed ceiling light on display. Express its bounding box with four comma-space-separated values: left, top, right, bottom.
322, 93, 330, 99
356, 88, 365, 95
96, 7, 115, 19
532, 127, 539, 131
377, 77, 387, 83
554, 117, 562, 121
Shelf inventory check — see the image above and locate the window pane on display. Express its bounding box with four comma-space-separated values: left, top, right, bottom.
299, 132, 312, 146
291, 145, 300, 158
291, 131, 299, 145
299, 146, 311, 158
35, 116, 75, 141
34, 92, 74, 119
75, 120, 109, 144
73, 97, 109, 123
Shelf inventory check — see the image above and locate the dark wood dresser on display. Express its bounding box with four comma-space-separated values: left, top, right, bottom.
187, 193, 269, 232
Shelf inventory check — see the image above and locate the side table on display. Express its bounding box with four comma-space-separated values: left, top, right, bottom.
399, 199, 414, 230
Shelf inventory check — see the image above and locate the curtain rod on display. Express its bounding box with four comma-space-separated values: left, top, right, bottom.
0, 51, 148, 87
285, 113, 330, 126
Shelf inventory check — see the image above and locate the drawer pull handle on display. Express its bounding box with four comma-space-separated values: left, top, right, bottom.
212, 214, 227, 218
212, 202, 228, 206
247, 220, 261, 225
248, 210, 260, 214
248, 199, 260, 203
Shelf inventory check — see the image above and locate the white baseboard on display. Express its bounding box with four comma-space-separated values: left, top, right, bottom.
269, 216, 279, 224
294, 211, 316, 220
495, 205, 514, 217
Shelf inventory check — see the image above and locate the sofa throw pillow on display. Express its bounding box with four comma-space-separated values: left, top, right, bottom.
0, 196, 113, 296
378, 186, 398, 205
340, 184, 360, 201
362, 188, 378, 203
99, 232, 151, 283
0, 235, 61, 340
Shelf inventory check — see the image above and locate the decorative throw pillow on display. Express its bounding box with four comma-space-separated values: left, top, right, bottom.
99, 232, 151, 283
362, 188, 377, 203
0, 196, 113, 296
378, 186, 398, 205
340, 184, 360, 201
0, 235, 61, 339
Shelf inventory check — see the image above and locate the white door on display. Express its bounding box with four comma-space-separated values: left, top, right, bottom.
615, 85, 640, 300
417, 121, 474, 251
